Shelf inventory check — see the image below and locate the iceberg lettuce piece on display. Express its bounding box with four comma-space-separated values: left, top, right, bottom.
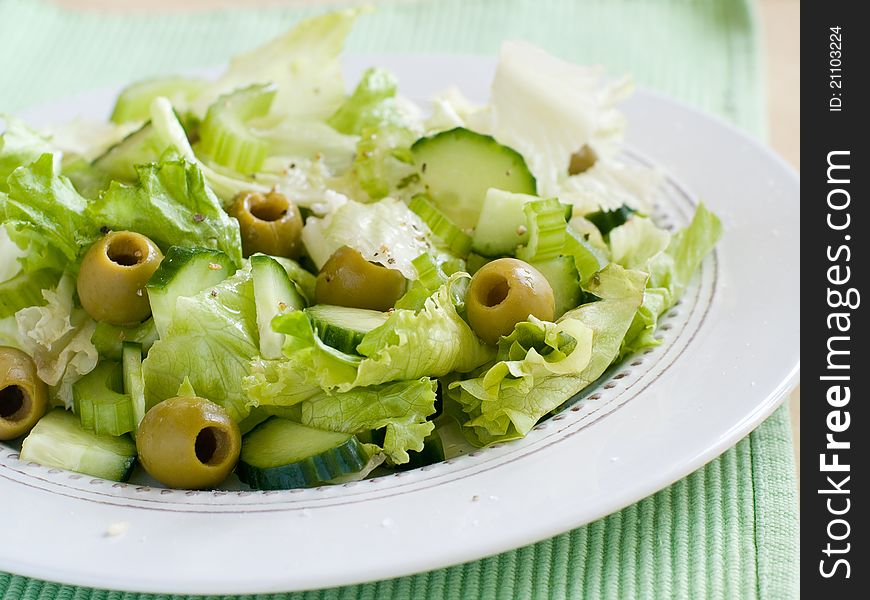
142, 265, 259, 422
191, 9, 365, 120
449, 264, 646, 445
486, 41, 632, 197
301, 197, 438, 279
15, 274, 99, 408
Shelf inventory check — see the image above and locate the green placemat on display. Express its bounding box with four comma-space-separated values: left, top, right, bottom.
0, 0, 797, 598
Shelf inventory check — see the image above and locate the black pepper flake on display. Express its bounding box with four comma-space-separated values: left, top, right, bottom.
193, 213, 205, 222
99, 226, 110, 235
210, 290, 219, 298
290, 163, 297, 169
421, 163, 427, 173
387, 257, 396, 265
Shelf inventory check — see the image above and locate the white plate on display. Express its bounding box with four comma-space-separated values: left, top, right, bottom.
2, 55, 799, 594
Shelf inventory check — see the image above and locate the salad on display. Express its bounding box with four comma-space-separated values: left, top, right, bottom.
0, 9, 722, 491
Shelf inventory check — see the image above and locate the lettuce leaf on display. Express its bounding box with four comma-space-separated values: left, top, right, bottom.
244, 360, 438, 464
301, 378, 437, 464
270, 274, 494, 392
191, 9, 365, 120
301, 197, 438, 278
142, 265, 259, 421
88, 157, 243, 265
1, 117, 56, 192
613, 204, 722, 354
449, 264, 646, 445
1, 154, 99, 272
15, 274, 99, 408
486, 41, 632, 197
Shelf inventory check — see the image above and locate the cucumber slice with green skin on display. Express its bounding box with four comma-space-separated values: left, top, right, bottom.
146, 246, 235, 337
110, 76, 208, 124
238, 405, 304, 435
198, 84, 276, 174
306, 304, 390, 354
471, 189, 539, 257
408, 194, 473, 257
250, 254, 306, 360
122, 343, 146, 432
20, 409, 137, 482
237, 418, 368, 490
270, 256, 316, 305
411, 127, 536, 231
92, 122, 164, 182
530, 256, 583, 319
91, 318, 158, 362
73, 362, 135, 437
0, 268, 60, 318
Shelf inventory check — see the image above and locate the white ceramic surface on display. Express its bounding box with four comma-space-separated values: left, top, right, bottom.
2, 55, 800, 594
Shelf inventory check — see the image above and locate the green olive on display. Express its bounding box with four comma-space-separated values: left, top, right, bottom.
315, 246, 407, 311
77, 231, 163, 325
0, 347, 49, 441
466, 258, 555, 345
568, 144, 598, 175
137, 396, 241, 490
229, 190, 303, 259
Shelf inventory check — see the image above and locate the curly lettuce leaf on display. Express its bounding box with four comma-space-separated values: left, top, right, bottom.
613, 204, 722, 355
88, 157, 243, 265
301, 378, 437, 464
449, 264, 646, 445
301, 197, 438, 278
1, 154, 98, 273
15, 274, 99, 408
270, 274, 494, 392
142, 266, 258, 421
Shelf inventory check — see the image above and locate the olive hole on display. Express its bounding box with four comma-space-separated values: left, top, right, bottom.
0, 385, 29, 421
195, 426, 230, 466
484, 278, 510, 307
106, 235, 147, 267
250, 197, 289, 222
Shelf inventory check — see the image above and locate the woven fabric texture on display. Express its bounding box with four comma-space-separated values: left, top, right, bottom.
0, 0, 797, 598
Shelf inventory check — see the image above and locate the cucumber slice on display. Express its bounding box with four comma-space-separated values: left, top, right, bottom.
471, 189, 538, 257
146, 246, 235, 337
110, 76, 208, 124
408, 194, 473, 257
306, 304, 390, 354
250, 254, 306, 360
20, 410, 137, 482
91, 318, 158, 362
92, 122, 163, 182
411, 127, 536, 230
73, 362, 135, 437
270, 256, 316, 305
0, 268, 60, 318
237, 418, 368, 490
530, 256, 583, 318
122, 343, 146, 432
198, 84, 276, 174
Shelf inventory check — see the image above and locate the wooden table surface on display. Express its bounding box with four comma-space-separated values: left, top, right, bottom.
51, 0, 802, 488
